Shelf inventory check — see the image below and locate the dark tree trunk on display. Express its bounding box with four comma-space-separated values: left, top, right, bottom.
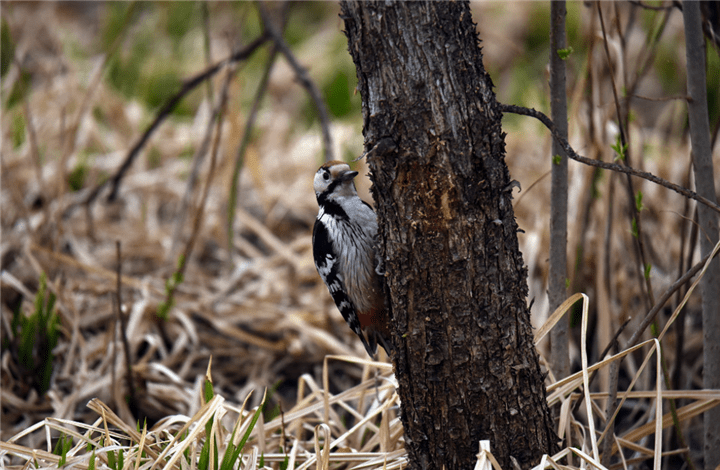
683, 3, 720, 467
548, 0, 570, 382
341, 1, 558, 469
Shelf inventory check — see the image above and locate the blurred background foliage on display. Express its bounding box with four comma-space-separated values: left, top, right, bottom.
1, 1, 718, 466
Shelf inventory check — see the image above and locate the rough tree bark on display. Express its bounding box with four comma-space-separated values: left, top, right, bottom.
341, 2, 557, 468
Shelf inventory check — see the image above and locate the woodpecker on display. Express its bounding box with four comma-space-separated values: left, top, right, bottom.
312, 161, 391, 357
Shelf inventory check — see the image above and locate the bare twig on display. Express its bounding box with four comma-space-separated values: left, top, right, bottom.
597, 3, 627, 146
201, 2, 215, 103
115, 241, 137, 416
170, 0, 216, 244
626, 6, 674, 107
596, 245, 718, 462
598, 2, 656, 312
188, 66, 234, 270
626, 250, 715, 351
498, 103, 720, 215
548, 0, 570, 381
73, 34, 269, 213
597, 7, 652, 462
631, 93, 687, 102
670, 165, 697, 469
226, 45, 280, 260
160, 63, 236, 320
258, 2, 334, 162
169, 15, 225, 260
571, 317, 632, 416
673, 176, 696, 392
169, 102, 219, 260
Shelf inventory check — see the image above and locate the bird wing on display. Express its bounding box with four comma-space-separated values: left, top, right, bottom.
313, 218, 377, 356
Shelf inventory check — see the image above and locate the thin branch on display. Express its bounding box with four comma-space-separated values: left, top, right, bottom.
159, 63, 236, 322
596, 246, 718, 456
168, 100, 219, 260
115, 241, 137, 416
73, 33, 269, 212
631, 93, 687, 102
597, 3, 627, 145
598, 2, 656, 312
185, 66, 233, 269
258, 2, 334, 162
169, 34, 226, 260
571, 317, 632, 415
670, 164, 698, 470
514, 169, 550, 208
597, 8, 654, 462
672, 168, 693, 391
626, 5, 674, 102
626, 249, 715, 351
201, 2, 215, 103
226, 43, 279, 261
549, 0, 570, 383
498, 103, 720, 215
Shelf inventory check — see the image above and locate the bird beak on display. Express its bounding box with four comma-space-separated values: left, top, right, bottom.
340, 170, 359, 182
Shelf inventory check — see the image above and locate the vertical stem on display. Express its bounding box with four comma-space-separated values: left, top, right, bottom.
683, 2, 720, 468
226, 48, 278, 260
549, 0, 569, 381
201, 2, 214, 103
115, 241, 136, 416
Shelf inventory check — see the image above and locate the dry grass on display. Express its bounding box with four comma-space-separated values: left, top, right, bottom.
1, 2, 718, 469
1, 357, 404, 470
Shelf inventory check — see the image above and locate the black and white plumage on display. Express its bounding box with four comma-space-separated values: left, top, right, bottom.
312, 161, 391, 357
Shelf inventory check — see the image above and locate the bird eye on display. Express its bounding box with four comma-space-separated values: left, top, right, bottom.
323, 172, 330, 181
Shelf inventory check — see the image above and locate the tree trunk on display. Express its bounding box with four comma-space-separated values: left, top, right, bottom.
341, 2, 558, 468
683, 3, 720, 468
549, 0, 570, 383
